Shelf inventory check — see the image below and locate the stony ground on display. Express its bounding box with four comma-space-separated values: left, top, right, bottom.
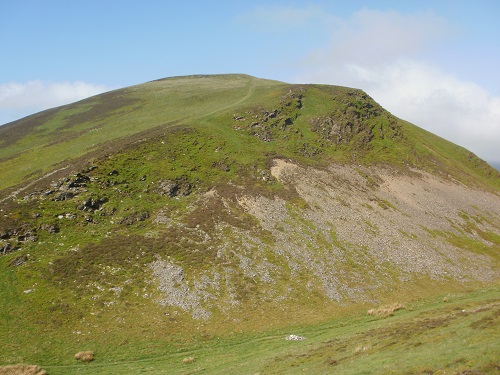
148, 159, 500, 319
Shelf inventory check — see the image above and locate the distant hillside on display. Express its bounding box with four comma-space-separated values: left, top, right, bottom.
1, 74, 499, 373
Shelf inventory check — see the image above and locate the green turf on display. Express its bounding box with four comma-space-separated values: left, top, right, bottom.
2, 287, 496, 374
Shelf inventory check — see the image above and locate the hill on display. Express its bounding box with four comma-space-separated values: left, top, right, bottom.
1, 74, 499, 373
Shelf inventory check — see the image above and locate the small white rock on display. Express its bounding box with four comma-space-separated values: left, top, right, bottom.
285, 334, 306, 341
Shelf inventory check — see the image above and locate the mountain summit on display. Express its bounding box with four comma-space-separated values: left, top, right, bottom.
1, 74, 499, 372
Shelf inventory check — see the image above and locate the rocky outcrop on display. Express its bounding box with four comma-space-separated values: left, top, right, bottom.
232, 86, 305, 142
156, 178, 192, 197
308, 91, 401, 145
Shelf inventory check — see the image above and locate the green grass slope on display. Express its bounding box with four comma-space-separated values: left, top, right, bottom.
0, 74, 498, 193
2, 288, 499, 374
1, 74, 499, 373
0, 74, 284, 191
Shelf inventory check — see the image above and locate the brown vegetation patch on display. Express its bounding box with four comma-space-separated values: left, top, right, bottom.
30, 92, 143, 150
48, 223, 224, 289
368, 302, 406, 317
49, 234, 157, 286
469, 307, 500, 330
0, 108, 58, 149
62, 91, 141, 131
182, 356, 195, 364
74, 350, 94, 362
0, 365, 47, 375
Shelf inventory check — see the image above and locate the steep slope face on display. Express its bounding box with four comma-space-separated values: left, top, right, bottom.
146, 159, 500, 319
0, 75, 499, 363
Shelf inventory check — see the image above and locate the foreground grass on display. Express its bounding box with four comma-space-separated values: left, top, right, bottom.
6, 286, 496, 375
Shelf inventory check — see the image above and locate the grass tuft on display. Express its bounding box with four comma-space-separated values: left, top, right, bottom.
74, 351, 94, 363
0, 365, 47, 375
367, 302, 406, 317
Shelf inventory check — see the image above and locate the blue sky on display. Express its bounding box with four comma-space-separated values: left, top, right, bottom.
1, 0, 499, 163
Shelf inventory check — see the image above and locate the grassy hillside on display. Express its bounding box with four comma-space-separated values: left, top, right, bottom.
1, 74, 499, 373
0, 74, 498, 193
0, 75, 269, 189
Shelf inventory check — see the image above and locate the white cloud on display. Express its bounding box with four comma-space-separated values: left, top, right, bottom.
0, 80, 111, 125
347, 61, 500, 163
291, 8, 500, 163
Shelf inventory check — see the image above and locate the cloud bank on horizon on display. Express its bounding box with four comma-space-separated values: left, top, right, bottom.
1, 2, 498, 164
0, 81, 111, 124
